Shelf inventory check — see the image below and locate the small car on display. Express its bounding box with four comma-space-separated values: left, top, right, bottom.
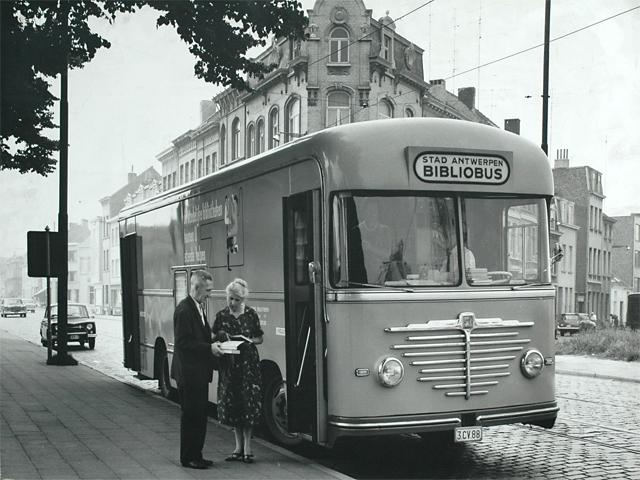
556, 313, 597, 336
21, 299, 36, 313
1, 298, 27, 317
40, 303, 96, 349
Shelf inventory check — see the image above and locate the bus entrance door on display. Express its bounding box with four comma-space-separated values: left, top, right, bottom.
283, 190, 326, 442
120, 233, 141, 371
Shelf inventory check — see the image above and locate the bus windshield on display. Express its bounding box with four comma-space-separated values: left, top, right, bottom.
463, 197, 549, 286
331, 194, 550, 288
331, 194, 459, 287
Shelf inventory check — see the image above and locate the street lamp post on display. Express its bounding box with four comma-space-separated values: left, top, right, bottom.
48, 1, 77, 366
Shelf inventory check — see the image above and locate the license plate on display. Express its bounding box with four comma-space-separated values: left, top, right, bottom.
69, 335, 79, 340
454, 426, 483, 443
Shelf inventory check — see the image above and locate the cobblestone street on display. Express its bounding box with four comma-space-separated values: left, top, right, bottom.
3, 311, 640, 479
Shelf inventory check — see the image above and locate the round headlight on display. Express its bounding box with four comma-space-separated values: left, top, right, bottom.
520, 349, 544, 378
86, 323, 93, 332
377, 357, 404, 387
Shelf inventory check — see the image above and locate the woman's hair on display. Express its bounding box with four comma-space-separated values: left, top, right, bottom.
226, 278, 249, 299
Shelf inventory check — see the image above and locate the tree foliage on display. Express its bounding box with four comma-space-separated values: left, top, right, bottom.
1, 0, 307, 175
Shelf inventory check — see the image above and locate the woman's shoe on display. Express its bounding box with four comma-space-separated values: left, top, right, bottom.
242, 454, 254, 464
225, 452, 243, 462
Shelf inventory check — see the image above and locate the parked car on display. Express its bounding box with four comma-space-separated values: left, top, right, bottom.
1, 298, 27, 317
40, 303, 96, 349
556, 313, 597, 336
21, 299, 36, 313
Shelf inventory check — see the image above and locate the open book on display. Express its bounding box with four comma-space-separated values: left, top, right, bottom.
219, 335, 252, 354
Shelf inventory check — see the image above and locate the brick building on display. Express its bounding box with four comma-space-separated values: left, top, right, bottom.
549, 195, 579, 317
157, 0, 495, 187
611, 213, 640, 293
552, 149, 613, 321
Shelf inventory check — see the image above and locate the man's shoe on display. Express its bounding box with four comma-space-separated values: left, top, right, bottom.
201, 458, 214, 466
181, 460, 208, 469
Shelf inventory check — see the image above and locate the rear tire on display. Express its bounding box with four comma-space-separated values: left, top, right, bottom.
88, 338, 95, 350
262, 377, 302, 446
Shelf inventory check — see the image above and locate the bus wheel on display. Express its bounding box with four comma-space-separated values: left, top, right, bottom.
262, 377, 301, 446
158, 349, 176, 401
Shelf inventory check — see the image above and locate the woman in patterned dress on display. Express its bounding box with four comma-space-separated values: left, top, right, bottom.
212, 278, 263, 463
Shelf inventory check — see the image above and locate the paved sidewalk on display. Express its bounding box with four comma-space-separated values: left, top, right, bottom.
556, 354, 640, 383
0, 331, 349, 480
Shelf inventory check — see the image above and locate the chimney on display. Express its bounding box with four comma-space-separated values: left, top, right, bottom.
429, 79, 446, 89
555, 148, 570, 168
128, 165, 136, 185
200, 100, 215, 123
504, 118, 521, 135
457, 87, 476, 110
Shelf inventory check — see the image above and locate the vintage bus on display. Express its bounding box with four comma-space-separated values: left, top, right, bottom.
118, 118, 558, 447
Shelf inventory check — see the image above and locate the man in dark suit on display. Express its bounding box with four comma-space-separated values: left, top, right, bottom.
171, 269, 223, 469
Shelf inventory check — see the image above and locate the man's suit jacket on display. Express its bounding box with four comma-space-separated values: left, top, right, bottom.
170, 296, 215, 386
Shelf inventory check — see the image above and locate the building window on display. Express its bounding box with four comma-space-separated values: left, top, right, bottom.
198, 158, 203, 178
257, 118, 265, 154
247, 123, 255, 157
635, 224, 640, 242
69, 271, 76, 282
172, 172, 176, 187
268, 108, 279, 149
330, 27, 349, 63
183, 163, 188, 183
220, 125, 226, 165
285, 97, 301, 142
405, 108, 414, 117
326, 91, 350, 127
205, 155, 210, 175
378, 99, 394, 119
212, 152, 217, 170
190, 159, 195, 180
382, 34, 392, 62
231, 117, 240, 160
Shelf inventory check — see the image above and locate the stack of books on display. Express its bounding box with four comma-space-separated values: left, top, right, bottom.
466, 268, 491, 284
219, 335, 251, 354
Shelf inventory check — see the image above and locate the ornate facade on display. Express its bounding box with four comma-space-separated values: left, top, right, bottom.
158, 0, 495, 189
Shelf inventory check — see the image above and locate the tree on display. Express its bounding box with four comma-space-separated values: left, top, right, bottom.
1, 0, 307, 175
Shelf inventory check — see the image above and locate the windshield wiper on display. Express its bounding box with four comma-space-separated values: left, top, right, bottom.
511, 282, 552, 290
340, 280, 415, 293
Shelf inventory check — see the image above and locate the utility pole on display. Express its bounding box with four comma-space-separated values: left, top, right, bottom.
541, 0, 551, 155
49, 0, 77, 366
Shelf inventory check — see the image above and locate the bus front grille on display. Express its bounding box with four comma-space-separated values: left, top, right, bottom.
385, 316, 533, 399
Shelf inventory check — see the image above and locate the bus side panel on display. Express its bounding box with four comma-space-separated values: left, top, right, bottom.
326, 295, 555, 419
134, 203, 183, 378
204, 160, 322, 385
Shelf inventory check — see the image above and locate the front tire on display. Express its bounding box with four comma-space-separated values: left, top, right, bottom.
88, 338, 95, 350
262, 377, 302, 446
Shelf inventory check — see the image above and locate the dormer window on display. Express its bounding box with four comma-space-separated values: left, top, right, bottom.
383, 34, 394, 62
330, 27, 349, 63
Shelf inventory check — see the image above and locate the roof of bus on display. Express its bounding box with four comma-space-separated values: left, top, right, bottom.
120, 118, 553, 220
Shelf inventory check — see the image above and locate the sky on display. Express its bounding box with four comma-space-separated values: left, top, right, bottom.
1, 0, 639, 257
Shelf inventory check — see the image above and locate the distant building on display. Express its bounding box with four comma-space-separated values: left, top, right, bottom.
611, 213, 640, 293
98, 167, 161, 315
157, 0, 495, 187
610, 276, 632, 326
550, 195, 579, 316
553, 149, 612, 321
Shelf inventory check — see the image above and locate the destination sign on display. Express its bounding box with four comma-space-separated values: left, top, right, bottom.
414, 152, 510, 185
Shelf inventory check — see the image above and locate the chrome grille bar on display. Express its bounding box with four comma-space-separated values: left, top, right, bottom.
410, 355, 516, 365
386, 316, 531, 400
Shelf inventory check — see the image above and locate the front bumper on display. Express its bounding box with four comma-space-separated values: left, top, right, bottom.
327, 402, 558, 443
2, 309, 27, 316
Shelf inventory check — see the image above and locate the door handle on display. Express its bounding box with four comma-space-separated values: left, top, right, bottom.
308, 261, 321, 284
